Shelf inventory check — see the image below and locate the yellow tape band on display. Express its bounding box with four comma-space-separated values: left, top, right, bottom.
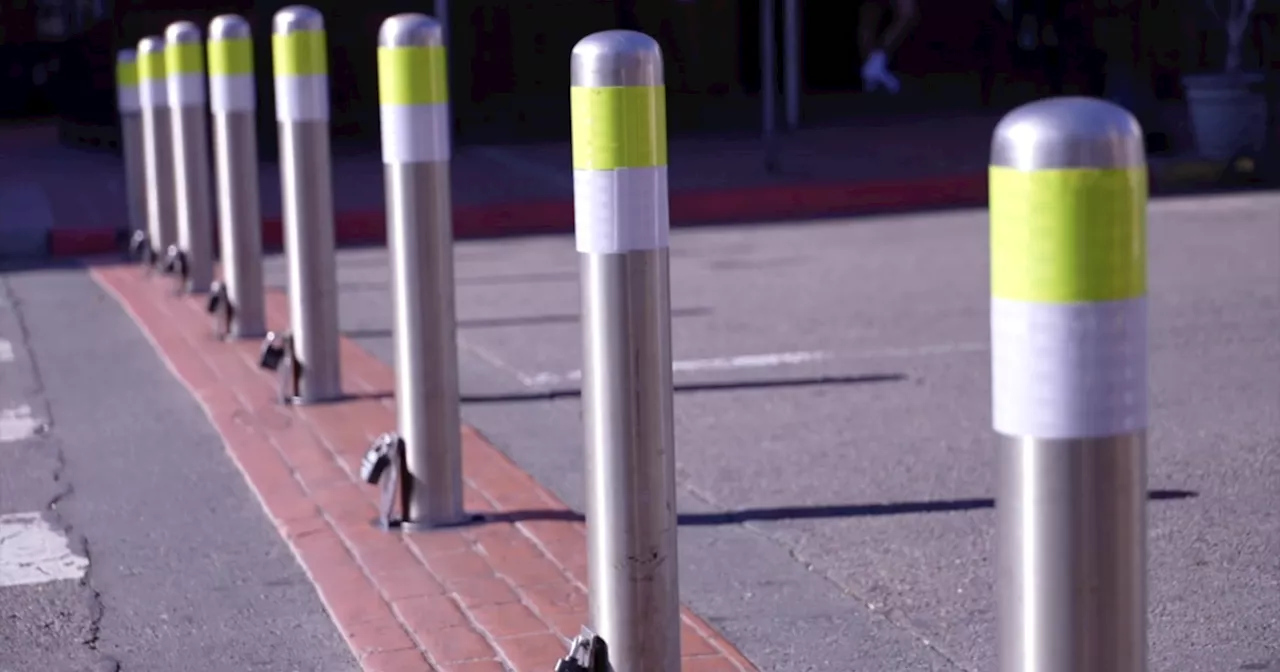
377, 45, 447, 105
208, 38, 253, 76
116, 60, 138, 87
272, 30, 327, 76
165, 43, 204, 75
138, 50, 166, 81
570, 85, 666, 170
990, 166, 1147, 303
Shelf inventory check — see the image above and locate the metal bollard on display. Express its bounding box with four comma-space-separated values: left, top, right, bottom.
208, 14, 266, 340
362, 13, 466, 529
116, 49, 149, 260
570, 30, 680, 671
263, 5, 341, 403
165, 21, 215, 294
990, 97, 1148, 672
137, 36, 177, 270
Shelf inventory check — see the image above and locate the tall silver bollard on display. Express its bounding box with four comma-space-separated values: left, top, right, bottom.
115, 50, 148, 249
137, 36, 177, 268
370, 13, 465, 528
991, 97, 1148, 672
571, 30, 680, 671
208, 14, 266, 339
165, 21, 215, 293
263, 5, 341, 403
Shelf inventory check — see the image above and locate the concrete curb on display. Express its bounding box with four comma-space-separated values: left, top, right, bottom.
43, 158, 1276, 259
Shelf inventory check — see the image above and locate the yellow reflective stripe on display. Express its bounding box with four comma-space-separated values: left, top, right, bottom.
165, 43, 204, 75
116, 60, 138, 87
570, 85, 666, 170
272, 30, 327, 76
989, 166, 1147, 303
377, 45, 447, 105
208, 37, 253, 76
138, 49, 166, 81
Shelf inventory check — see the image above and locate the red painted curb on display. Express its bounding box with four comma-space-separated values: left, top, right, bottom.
47, 172, 989, 258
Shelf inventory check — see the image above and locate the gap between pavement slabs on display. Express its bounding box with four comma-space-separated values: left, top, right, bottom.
88, 262, 756, 672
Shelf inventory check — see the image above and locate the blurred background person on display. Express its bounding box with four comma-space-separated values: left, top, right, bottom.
858, 0, 919, 93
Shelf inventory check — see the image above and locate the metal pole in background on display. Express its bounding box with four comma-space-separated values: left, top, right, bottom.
137, 36, 177, 268
377, 13, 466, 528
271, 5, 342, 403
571, 30, 680, 671
761, 0, 779, 172
165, 21, 215, 293
783, 0, 799, 131
115, 50, 148, 246
990, 96, 1149, 672
209, 14, 266, 339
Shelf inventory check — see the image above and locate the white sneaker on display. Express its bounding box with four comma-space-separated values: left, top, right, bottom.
861, 50, 901, 94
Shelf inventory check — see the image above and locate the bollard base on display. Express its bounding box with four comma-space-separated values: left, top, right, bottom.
206, 281, 234, 341
360, 431, 477, 533
553, 627, 609, 672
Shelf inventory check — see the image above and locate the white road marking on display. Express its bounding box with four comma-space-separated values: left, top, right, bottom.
516, 342, 989, 387
0, 512, 89, 587
520, 350, 831, 387
0, 339, 13, 363
0, 405, 45, 442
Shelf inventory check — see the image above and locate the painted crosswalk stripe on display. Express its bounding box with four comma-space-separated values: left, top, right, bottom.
0, 405, 45, 442
0, 512, 89, 587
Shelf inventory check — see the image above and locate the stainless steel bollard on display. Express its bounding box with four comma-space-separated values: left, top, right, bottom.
271, 5, 341, 402
990, 97, 1149, 672
165, 21, 215, 293
377, 13, 466, 527
116, 50, 148, 246
137, 36, 177, 267
571, 30, 680, 671
208, 14, 266, 339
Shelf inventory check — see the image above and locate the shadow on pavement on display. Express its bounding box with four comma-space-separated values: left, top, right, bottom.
479, 489, 1200, 526
460, 373, 907, 403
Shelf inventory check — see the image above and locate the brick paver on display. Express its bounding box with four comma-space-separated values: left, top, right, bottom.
90, 263, 755, 672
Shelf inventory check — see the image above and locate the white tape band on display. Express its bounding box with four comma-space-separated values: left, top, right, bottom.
167, 73, 206, 107
573, 167, 670, 254
379, 103, 450, 164
117, 87, 140, 113
274, 74, 329, 122
210, 74, 255, 113
992, 297, 1148, 439
139, 79, 168, 109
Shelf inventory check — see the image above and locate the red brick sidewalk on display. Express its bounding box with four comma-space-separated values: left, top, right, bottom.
90, 263, 755, 672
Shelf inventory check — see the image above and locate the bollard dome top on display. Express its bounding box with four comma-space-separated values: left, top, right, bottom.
274, 5, 324, 35
210, 14, 251, 41
137, 35, 165, 55
991, 96, 1145, 171
378, 13, 442, 48
165, 21, 201, 44
117, 48, 137, 64
571, 30, 662, 88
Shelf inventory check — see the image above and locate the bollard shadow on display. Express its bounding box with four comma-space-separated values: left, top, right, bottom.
477, 489, 1199, 526
342, 306, 713, 339
460, 372, 907, 404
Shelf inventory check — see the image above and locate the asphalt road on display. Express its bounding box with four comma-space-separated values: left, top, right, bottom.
0, 263, 353, 672
264, 190, 1280, 672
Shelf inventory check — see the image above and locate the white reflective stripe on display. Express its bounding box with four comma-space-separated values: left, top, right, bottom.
573, 167, 670, 254
139, 79, 167, 108
210, 74, 255, 113
379, 103, 450, 164
991, 297, 1147, 439
117, 87, 140, 113
167, 73, 206, 107
274, 74, 328, 122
